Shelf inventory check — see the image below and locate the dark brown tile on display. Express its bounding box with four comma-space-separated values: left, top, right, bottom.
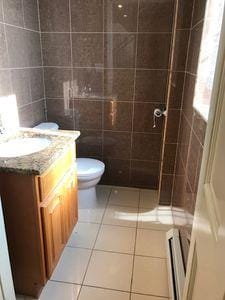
104, 101, 132, 131
173, 30, 190, 71
102, 159, 130, 186
182, 73, 195, 123
0, 70, 11, 97
104, 0, 138, 32
183, 179, 195, 215
44, 67, 72, 98
46, 98, 74, 130
139, 0, 174, 32
178, 113, 191, 167
130, 160, 160, 189
3, 0, 24, 27
0, 24, 9, 68
11, 69, 31, 107
187, 22, 203, 75
172, 174, 185, 207
76, 130, 103, 157
192, 0, 207, 27
18, 104, 35, 127
193, 110, 206, 145
42, 33, 71, 67
162, 143, 177, 174
165, 109, 180, 143
177, 0, 194, 29
39, 0, 70, 32
71, 0, 103, 32
104, 33, 136, 68
159, 174, 173, 205
132, 133, 162, 161
104, 69, 135, 101
133, 102, 164, 134
135, 70, 168, 102
73, 99, 102, 130
186, 131, 202, 191
26, 31, 42, 67
72, 33, 103, 67
29, 68, 44, 101
169, 72, 185, 109
23, 0, 39, 31
32, 100, 46, 125
103, 131, 131, 160
137, 33, 171, 69
73, 68, 104, 99
6, 26, 28, 68
175, 152, 185, 176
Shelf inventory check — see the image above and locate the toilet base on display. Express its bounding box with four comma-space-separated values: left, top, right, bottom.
78, 186, 97, 202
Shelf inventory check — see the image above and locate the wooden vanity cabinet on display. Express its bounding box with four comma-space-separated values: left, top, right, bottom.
0, 146, 78, 298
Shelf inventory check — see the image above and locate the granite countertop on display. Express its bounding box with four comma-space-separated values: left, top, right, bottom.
0, 128, 80, 175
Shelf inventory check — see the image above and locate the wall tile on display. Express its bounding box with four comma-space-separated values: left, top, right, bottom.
165, 109, 180, 143
72, 33, 103, 67
162, 143, 177, 174
137, 33, 171, 69
29, 68, 44, 101
0, 70, 11, 97
102, 158, 130, 186
135, 70, 168, 103
130, 160, 160, 189
159, 175, 173, 205
26, 31, 42, 67
133, 102, 164, 134
192, 0, 207, 27
104, 0, 138, 32
193, 110, 207, 146
18, 104, 35, 127
173, 29, 190, 72
104, 69, 134, 101
76, 130, 103, 158
46, 98, 74, 129
0, 24, 9, 68
0, 0, 3, 22
73, 99, 102, 130
103, 131, 131, 160
169, 72, 185, 109
42, 33, 71, 67
32, 100, 46, 125
104, 101, 132, 131
44, 67, 72, 98
39, 0, 70, 32
23, 0, 39, 31
3, 0, 23, 27
182, 73, 195, 124
178, 113, 191, 167
187, 22, 203, 75
139, 0, 174, 32
71, 0, 103, 32
177, 0, 194, 29
132, 133, 162, 161
73, 68, 104, 99
172, 174, 185, 207
104, 33, 136, 68
5, 26, 28, 68
11, 69, 31, 107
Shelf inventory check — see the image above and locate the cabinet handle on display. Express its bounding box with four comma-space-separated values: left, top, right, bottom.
50, 197, 61, 214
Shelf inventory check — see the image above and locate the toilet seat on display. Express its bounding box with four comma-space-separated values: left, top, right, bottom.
77, 158, 105, 180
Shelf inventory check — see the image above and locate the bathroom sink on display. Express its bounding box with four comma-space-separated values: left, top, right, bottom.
0, 137, 51, 158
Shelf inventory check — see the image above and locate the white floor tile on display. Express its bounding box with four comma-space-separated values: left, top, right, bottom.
138, 207, 173, 231
131, 294, 168, 300
38, 281, 80, 300
84, 250, 133, 291
67, 222, 100, 249
103, 205, 138, 227
139, 190, 158, 209
51, 247, 91, 284
109, 187, 140, 208
135, 229, 166, 258
95, 224, 136, 254
96, 185, 112, 201
79, 286, 130, 300
78, 195, 107, 223
132, 256, 169, 297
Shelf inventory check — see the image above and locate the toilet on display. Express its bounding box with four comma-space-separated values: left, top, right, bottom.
34, 122, 105, 200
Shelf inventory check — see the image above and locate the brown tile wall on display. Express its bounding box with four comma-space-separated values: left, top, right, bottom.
159, 0, 207, 208
0, 0, 46, 127
40, 0, 176, 189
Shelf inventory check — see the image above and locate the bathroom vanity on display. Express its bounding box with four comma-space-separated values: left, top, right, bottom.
0, 129, 80, 297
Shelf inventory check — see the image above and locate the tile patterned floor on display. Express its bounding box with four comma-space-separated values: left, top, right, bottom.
17, 185, 174, 300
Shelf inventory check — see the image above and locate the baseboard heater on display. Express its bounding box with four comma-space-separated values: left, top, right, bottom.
166, 229, 186, 300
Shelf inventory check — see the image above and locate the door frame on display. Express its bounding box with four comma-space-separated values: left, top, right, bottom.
182, 4, 225, 299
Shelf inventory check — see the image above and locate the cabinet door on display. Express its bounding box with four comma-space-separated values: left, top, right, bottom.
41, 191, 64, 277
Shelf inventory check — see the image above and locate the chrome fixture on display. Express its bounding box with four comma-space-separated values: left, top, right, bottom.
153, 108, 167, 128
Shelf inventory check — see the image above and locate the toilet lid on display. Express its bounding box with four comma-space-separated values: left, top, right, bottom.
77, 158, 105, 178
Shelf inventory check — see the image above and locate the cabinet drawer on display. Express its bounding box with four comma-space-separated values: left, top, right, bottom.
38, 145, 75, 201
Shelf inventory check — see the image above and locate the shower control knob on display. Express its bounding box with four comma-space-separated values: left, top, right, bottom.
153, 108, 167, 128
